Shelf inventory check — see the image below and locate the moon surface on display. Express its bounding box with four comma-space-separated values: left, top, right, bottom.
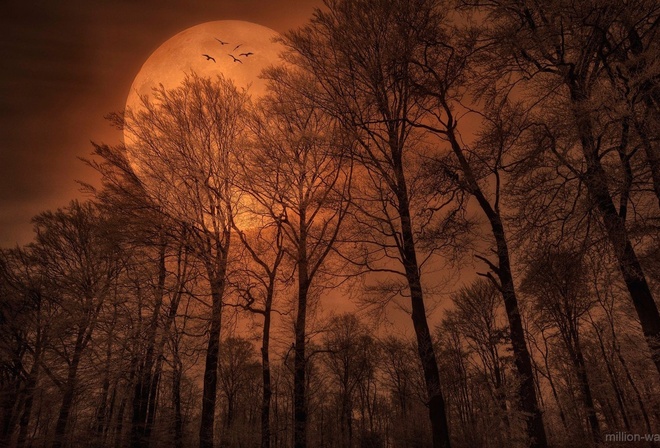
125, 20, 284, 112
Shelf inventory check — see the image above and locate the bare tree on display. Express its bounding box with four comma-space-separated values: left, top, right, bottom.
521, 250, 601, 443
119, 73, 249, 448
27, 201, 123, 448
217, 337, 261, 447
231, 126, 293, 448
283, 1, 460, 444
0, 247, 47, 448
247, 69, 352, 448
228, 219, 288, 448
473, 0, 660, 375
448, 280, 511, 436
322, 314, 375, 448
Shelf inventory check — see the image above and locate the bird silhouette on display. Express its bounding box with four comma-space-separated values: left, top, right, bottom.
228, 54, 243, 63
202, 54, 216, 62
233, 44, 242, 51
215, 38, 229, 45
239, 52, 254, 57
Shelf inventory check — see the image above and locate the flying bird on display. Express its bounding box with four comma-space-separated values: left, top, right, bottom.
228, 54, 243, 63
202, 54, 216, 62
233, 44, 243, 51
215, 38, 229, 45
239, 52, 254, 57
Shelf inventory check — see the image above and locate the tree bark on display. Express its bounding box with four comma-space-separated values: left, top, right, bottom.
199, 271, 226, 448
293, 253, 309, 448
397, 181, 451, 448
261, 294, 273, 448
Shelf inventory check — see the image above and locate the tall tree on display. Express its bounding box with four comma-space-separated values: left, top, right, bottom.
0, 247, 46, 448
522, 250, 601, 443
322, 314, 375, 448
230, 211, 288, 448
474, 0, 660, 375
248, 69, 351, 448
119, 73, 248, 448
30, 201, 122, 448
284, 1, 457, 445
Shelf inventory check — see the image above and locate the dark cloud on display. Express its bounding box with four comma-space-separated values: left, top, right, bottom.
0, 0, 321, 247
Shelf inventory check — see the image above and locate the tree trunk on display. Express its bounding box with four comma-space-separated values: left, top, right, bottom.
114, 360, 137, 448
497, 261, 547, 448
261, 296, 273, 448
132, 242, 166, 448
52, 344, 84, 448
172, 354, 184, 448
144, 356, 162, 441
616, 342, 653, 433
570, 334, 601, 443
446, 131, 548, 448
570, 84, 660, 375
542, 337, 568, 430
293, 273, 309, 448
199, 272, 226, 448
340, 388, 352, 448
16, 338, 42, 448
95, 367, 112, 444
397, 184, 451, 448
591, 321, 630, 431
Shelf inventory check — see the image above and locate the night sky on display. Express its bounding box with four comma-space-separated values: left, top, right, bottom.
0, 0, 321, 247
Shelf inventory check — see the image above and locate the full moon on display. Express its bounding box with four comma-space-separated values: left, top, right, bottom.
123, 20, 284, 179
126, 20, 283, 111
123, 20, 284, 227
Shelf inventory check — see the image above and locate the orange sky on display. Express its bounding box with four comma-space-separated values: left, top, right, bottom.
0, 0, 322, 247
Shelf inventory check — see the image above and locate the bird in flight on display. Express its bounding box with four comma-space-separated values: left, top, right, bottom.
215, 38, 229, 45
228, 54, 243, 63
202, 54, 216, 62
233, 44, 243, 51
239, 52, 254, 57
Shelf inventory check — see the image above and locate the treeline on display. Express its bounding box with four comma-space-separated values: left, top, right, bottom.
2, 0, 660, 447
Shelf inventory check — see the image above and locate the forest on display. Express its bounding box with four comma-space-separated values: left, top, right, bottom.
1, 0, 660, 447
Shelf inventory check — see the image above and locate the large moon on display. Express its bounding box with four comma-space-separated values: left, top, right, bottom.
123, 21, 284, 226
123, 20, 284, 187
126, 20, 283, 111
